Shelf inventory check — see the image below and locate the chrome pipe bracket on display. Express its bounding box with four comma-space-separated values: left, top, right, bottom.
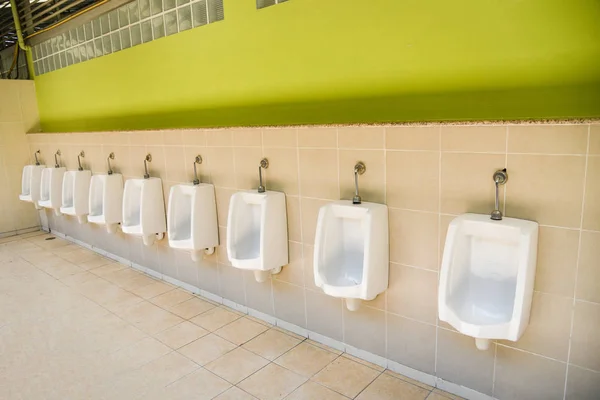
353, 161, 366, 204
143, 154, 152, 179
34, 150, 41, 166
192, 155, 202, 185
77, 151, 85, 171
107, 152, 115, 175
258, 158, 269, 193
491, 168, 508, 221
54, 149, 61, 168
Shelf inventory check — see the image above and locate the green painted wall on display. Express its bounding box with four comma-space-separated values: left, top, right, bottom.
35, 0, 600, 132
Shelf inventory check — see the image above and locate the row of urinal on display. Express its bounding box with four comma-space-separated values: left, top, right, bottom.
20, 151, 539, 352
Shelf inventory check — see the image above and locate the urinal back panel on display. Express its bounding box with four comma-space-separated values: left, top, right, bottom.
22, 166, 32, 196
233, 199, 262, 260
123, 180, 143, 227
89, 176, 105, 217
62, 172, 75, 208
169, 186, 193, 241
40, 169, 51, 201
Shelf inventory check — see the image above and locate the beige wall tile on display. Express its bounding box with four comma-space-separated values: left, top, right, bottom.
298, 149, 339, 199
494, 345, 566, 400
162, 130, 183, 146
441, 153, 505, 215
206, 129, 232, 147
389, 209, 439, 270
233, 147, 263, 190
262, 147, 299, 195
273, 280, 306, 328
442, 126, 506, 153
503, 291, 571, 361
508, 125, 588, 155
436, 328, 494, 395
303, 244, 317, 291
215, 187, 234, 227
218, 266, 245, 305
275, 242, 304, 286
583, 156, 600, 231
300, 197, 331, 245
338, 127, 384, 149
386, 313, 436, 374
387, 263, 438, 324
343, 305, 386, 357
182, 130, 206, 146
305, 288, 343, 340
589, 124, 600, 155
570, 301, 600, 371
206, 147, 236, 188
577, 231, 600, 303
244, 270, 274, 315
506, 155, 585, 228
0, 82, 22, 123
339, 149, 385, 204
297, 127, 337, 148
263, 128, 297, 147
231, 128, 262, 147
534, 226, 579, 297
385, 126, 439, 151
565, 365, 600, 400
286, 196, 302, 243
386, 151, 439, 212
18, 81, 41, 133
164, 146, 186, 182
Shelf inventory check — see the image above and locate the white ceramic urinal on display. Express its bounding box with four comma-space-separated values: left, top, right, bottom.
38, 165, 66, 216
88, 173, 124, 233
20, 164, 45, 209
227, 190, 288, 283
314, 200, 389, 311
168, 183, 219, 261
438, 213, 538, 350
122, 176, 166, 246
61, 170, 92, 224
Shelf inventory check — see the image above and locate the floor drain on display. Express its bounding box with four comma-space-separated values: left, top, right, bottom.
45, 237, 56, 241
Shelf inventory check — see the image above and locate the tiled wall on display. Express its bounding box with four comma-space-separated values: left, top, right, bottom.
26, 123, 600, 399
31, 0, 224, 76
0, 81, 41, 236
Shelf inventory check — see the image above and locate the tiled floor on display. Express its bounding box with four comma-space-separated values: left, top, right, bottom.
0, 232, 463, 400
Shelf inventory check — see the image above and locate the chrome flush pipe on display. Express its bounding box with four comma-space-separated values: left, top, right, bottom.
353, 162, 366, 204
192, 155, 202, 185
258, 158, 269, 193
490, 168, 508, 221
34, 150, 40, 165
107, 152, 115, 175
143, 154, 152, 179
54, 150, 61, 168
77, 151, 85, 171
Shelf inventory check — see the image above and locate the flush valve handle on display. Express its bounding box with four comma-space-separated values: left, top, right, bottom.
353, 162, 366, 205
34, 150, 41, 166
107, 152, 115, 175
491, 168, 508, 221
192, 155, 202, 185
54, 149, 61, 168
143, 154, 152, 179
77, 151, 85, 171
258, 158, 269, 193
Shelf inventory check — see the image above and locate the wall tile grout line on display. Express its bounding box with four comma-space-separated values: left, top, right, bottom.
562, 123, 591, 400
